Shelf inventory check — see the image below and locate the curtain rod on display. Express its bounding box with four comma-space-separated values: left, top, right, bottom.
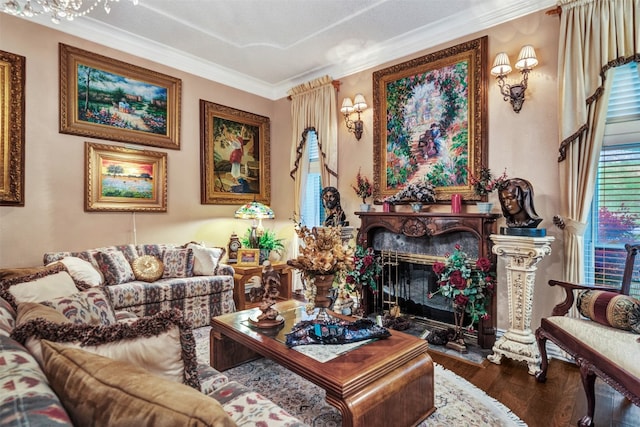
287, 80, 341, 101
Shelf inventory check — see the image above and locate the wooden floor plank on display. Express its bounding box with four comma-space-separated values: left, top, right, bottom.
429, 352, 640, 426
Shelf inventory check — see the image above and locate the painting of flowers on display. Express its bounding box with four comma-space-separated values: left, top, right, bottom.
373, 36, 487, 202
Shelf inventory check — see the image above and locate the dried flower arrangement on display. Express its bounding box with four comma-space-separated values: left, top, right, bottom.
384, 179, 436, 204
351, 169, 373, 204
287, 225, 354, 313
467, 167, 508, 196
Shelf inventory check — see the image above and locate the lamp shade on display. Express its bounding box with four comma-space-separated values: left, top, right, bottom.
353, 93, 367, 111
515, 45, 538, 70
491, 52, 512, 76
234, 201, 274, 219
340, 97, 354, 114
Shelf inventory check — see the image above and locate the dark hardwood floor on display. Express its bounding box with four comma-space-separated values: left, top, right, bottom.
429, 351, 640, 427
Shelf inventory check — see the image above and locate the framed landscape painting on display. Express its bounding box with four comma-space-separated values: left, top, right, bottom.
200, 99, 271, 205
60, 43, 181, 150
373, 36, 488, 202
85, 142, 167, 212
0, 49, 25, 206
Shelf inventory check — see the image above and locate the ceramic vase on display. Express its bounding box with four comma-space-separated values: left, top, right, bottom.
360, 203, 371, 212
313, 274, 335, 309
476, 202, 493, 214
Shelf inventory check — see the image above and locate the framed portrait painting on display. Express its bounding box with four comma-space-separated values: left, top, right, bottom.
0, 49, 25, 206
373, 36, 488, 202
200, 99, 270, 205
60, 43, 181, 150
85, 142, 167, 212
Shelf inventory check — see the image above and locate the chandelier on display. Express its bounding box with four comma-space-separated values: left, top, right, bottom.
2, 0, 138, 24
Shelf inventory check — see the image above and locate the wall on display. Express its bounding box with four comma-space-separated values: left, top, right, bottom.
1, 11, 564, 332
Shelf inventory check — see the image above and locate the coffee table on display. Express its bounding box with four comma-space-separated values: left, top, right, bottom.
210, 300, 435, 427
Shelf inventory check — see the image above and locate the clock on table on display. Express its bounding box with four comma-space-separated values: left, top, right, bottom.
227, 232, 241, 264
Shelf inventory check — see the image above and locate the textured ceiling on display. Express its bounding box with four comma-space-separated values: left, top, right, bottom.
13, 0, 556, 99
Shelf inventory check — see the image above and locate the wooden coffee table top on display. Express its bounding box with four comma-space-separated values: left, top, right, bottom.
210, 300, 430, 398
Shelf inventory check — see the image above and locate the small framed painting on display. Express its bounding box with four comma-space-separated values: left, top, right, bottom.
237, 249, 260, 266
200, 99, 270, 205
85, 142, 167, 212
60, 43, 181, 150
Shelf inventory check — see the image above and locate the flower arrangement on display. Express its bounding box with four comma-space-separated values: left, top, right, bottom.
384, 178, 436, 204
467, 167, 508, 196
345, 245, 381, 291
352, 169, 373, 204
287, 225, 354, 313
429, 244, 495, 329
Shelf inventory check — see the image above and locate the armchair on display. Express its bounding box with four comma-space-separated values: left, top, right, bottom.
535, 243, 640, 427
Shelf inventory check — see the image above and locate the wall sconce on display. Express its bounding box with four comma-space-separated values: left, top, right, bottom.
340, 93, 367, 140
491, 45, 538, 113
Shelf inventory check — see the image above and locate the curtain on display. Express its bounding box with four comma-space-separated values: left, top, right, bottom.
288, 75, 338, 220
557, 0, 639, 283
288, 76, 338, 291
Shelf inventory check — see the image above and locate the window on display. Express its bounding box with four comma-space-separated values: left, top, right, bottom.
584, 62, 640, 296
300, 130, 325, 227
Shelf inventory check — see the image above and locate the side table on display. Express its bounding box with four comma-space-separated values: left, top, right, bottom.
231, 262, 292, 310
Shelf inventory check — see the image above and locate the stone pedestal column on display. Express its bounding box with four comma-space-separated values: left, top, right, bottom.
487, 234, 554, 375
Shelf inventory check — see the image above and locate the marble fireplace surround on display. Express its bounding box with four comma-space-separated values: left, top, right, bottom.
356, 211, 500, 349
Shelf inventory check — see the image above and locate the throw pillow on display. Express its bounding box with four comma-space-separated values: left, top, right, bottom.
11, 308, 200, 389
162, 248, 194, 278
187, 243, 225, 276
40, 288, 117, 325
93, 251, 135, 286
40, 340, 236, 427
131, 255, 164, 282
577, 290, 640, 333
52, 256, 104, 288
0, 263, 79, 309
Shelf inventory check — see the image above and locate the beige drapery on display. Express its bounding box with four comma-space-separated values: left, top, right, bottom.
557, 0, 639, 283
288, 75, 339, 220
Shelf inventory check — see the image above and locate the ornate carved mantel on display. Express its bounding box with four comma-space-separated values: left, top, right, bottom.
356, 211, 500, 348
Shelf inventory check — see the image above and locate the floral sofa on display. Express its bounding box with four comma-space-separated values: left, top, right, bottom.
42, 243, 236, 327
0, 265, 306, 426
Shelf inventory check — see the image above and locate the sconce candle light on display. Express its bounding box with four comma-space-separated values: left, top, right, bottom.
491, 45, 538, 113
341, 93, 367, 140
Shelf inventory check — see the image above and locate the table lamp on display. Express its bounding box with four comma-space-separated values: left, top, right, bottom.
234, 201, 274, 248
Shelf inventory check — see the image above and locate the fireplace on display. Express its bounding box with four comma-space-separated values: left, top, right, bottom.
356, 211, 499, 348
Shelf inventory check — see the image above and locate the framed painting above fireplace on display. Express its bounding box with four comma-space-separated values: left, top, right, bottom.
373, 36, 488, 202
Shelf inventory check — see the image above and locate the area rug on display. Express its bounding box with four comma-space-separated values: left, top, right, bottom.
194, 327, 527, 426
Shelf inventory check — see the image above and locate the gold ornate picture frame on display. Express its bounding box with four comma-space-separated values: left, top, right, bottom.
85, 142, 167, 212
373, 36, 488, 202
60, 43, 181, 150
236, 248, 260, 266
200, 99, 270, 205
0, 49, 25, 206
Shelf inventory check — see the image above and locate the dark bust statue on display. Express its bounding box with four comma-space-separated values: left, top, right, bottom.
498, 178, 542, 228
321, 186, 348, 227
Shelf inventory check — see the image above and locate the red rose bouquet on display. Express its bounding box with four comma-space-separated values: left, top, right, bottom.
429, 244, 495, 329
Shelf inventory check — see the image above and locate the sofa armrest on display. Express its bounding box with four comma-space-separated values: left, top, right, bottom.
216, 263, 235, 277
547, 280, 621, 316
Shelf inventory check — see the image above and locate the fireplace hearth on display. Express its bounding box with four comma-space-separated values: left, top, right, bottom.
356, 210, 499, 348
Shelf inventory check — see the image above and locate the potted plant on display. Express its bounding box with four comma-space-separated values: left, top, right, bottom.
467, 167, 508, 213
428, 244, 496, 351
352, 169, 373, 212
241, 229, 285, 263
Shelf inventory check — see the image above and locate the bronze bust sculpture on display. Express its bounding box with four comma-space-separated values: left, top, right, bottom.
322, 186, 348, 227
498, 178, 542, 228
